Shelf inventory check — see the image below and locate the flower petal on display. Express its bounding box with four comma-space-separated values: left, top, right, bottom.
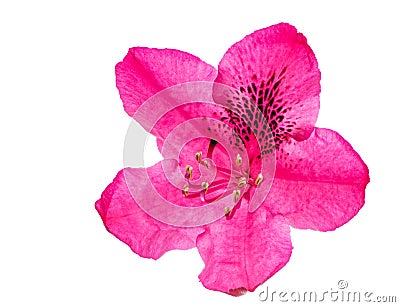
116, 48, 222, 144
197, 206, 292, 295
95, 168, 204, 260
116, 49, 219, 143
216, 23, 320, 147
116, 47, 217, 116
266, 128, 369, 231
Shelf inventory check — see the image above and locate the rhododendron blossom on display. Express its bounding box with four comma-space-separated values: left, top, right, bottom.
95, 23, 369, 296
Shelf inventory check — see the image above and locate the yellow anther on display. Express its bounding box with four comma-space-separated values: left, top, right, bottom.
255, 173, 263, 186
237, 177, 247, 188
224, 207, 231, 216
202, 160, 209, 169
185, 165, 193, 180
201, 182, 209, 193
195, 151, 202, 163
236, 154, 242, 166
233, 189, 241, 203
183, 184, 189, 197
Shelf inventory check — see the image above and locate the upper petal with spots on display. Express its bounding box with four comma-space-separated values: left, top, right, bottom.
216, 23, 320, 146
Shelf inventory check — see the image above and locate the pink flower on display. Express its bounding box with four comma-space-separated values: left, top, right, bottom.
95, 23, 369, 295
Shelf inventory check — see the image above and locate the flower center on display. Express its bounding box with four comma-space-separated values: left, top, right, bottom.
181, 139, 263, 219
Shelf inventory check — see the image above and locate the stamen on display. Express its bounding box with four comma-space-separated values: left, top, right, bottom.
237, 177, 247, 188
184, 179, 226, 200
185, 165, 193, 180
182, 184, 189, 197
201, 181, 209, 193
233, 189, 241, 203
255, 173, 263, 185
224, 207, 231, 216
236, 154, 242, 166
217, 166, 241, 178
195, 151, 202, 163
202, 160, 209, 168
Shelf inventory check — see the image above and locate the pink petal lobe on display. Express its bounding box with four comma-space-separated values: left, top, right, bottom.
117, 49, 221, 145
116, 47, 217, 117
95, 168, 204, 260
197, 205, 292, 295
216, 23, 320, 147
266, 128, 369, 231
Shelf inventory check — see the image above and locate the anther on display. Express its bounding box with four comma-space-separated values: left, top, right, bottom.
224, 207, 231, 216
182, 184, 189, 197
195, 151, 202, 163
201, 181, 209, 193
233, 189, 241, 203
185, 165, 193, 180
236, 154, 242, 166
237, 177, 247, 188
255, 173, 263, 186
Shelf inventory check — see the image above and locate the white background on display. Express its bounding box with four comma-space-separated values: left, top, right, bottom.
1, 1, 399, 306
